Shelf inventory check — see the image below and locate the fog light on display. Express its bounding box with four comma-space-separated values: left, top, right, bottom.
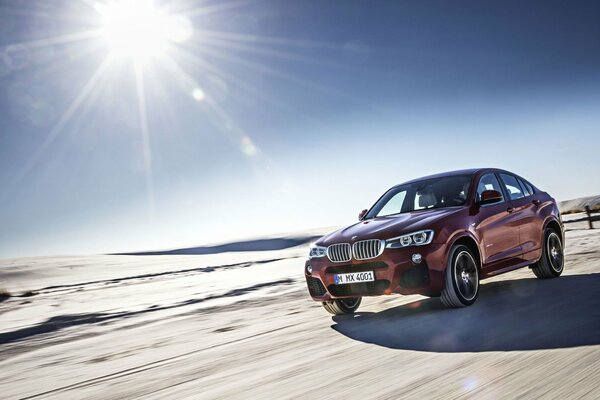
411, 253, 422, 264
306, 265, 313, 274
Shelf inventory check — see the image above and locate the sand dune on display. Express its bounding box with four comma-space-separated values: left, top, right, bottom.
559, 195, 600, 214
115, 235, 322, 256
0, 229, 599, 399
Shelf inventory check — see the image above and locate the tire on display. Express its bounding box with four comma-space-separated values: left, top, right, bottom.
440, 245, 480, 308
531, 228, 564, 279
322, 297, 361, 315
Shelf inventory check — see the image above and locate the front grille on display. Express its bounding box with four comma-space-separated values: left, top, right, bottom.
327, 280, 390, 296
352, 239, 384, 260
306, 276, 327, 296
326, 261, 388, 274
327, 243, 351, 263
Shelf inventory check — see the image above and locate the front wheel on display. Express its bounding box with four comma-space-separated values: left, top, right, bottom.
322, 297, 361, 315
531, 228, 564, 279
440, 245, 480, 308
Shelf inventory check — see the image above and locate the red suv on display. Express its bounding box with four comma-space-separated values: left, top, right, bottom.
305, 168, 564, 314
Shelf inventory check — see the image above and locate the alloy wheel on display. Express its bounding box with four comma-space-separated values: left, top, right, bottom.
546, 232, 564, 273
339, 298, 359, 309
453, 251, 479, 301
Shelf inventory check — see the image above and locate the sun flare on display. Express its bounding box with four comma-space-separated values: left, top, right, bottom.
8, 0, 290, 207
96, 0, 192, 63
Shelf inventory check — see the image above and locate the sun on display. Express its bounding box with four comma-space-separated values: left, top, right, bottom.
9, 0, 280, 205
96, 0, 193, 64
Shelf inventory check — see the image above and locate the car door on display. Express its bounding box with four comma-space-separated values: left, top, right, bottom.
498, 173, 530, 255
502, 175, 543, 258
473, 173, 522, 272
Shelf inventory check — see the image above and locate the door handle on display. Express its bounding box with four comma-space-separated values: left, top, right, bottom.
532, 199, 540, 205
507, 207, 514, 213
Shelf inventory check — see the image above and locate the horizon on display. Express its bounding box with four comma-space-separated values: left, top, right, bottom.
1, 0, 600, 258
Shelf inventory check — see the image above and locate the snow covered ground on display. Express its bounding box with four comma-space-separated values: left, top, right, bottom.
1, 228, 599, 399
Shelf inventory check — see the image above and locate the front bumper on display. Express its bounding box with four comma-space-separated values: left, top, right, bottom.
304, 243, 446, 301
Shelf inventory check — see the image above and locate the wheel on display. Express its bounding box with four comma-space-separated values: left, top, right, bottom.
531, 228, 564, 279
440, 245, 480, 308
322, 297, 361, 315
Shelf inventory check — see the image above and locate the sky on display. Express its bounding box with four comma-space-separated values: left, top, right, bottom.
1, 0, 599, 257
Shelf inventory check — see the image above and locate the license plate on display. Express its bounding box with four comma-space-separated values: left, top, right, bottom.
334, 271, 375, 285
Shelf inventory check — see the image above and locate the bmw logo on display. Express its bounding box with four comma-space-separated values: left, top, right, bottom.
351, 236, 358, 240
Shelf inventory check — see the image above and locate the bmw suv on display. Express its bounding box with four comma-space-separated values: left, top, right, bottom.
304, 168, 564, 314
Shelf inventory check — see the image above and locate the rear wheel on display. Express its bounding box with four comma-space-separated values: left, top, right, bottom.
531, 228, 564, 279
322, 297, 361, 315
440, 245, 480, 308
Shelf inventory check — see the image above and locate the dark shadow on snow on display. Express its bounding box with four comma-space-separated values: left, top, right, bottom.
331, 273, 600, 352
39, 258, 285, 293
0, 279, 294, 345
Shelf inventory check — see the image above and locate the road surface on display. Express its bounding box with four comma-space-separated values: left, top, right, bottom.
1, 229, 599, 399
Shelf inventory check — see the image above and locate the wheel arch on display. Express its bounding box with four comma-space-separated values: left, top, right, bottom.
446, 231, 482, 270
543, 217, 563, 244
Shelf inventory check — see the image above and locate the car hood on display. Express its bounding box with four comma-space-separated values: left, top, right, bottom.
319, 207, 463, 245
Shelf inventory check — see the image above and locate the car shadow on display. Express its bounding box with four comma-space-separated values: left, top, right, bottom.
331, 273, 600, 352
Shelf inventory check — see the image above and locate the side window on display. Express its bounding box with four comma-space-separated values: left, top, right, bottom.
499, 174, 525, 200
476, 173, 505, 203
521, 179, 535, 196
378, 191, 406, 216
518, 178, 532, 196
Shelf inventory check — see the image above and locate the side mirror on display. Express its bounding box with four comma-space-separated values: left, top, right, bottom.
478, 190, 503, 205
358, 209, 368, 221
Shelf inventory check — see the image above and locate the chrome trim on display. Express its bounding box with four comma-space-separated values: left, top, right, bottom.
352, 239, 385, 260
385, 229, 435, 248
326, 243, 352, 263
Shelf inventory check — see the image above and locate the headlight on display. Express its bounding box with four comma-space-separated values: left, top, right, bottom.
385, 230, 434, 249
308, 244, 327, 259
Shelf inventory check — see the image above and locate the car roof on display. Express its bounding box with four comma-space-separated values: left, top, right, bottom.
397, 168, 501, 186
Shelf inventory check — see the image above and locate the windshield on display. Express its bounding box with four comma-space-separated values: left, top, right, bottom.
366, 175, 472, 218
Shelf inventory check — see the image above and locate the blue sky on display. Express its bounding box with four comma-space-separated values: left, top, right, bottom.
1, 0, 599, 257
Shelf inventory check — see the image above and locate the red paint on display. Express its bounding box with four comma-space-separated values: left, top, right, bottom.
305, 168, 562, 301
